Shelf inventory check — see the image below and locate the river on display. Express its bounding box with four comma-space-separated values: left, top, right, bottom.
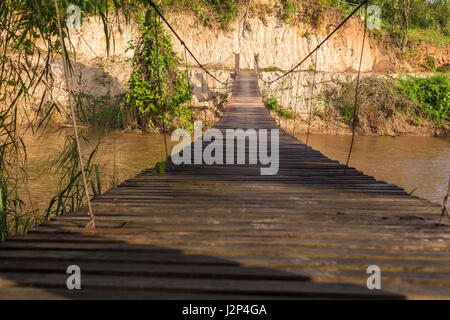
22, 129, 174, 214
296, 134, 450, 204
21, 129, 449, 217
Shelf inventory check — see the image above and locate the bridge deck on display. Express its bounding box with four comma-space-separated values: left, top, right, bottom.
0, 71, 449, 299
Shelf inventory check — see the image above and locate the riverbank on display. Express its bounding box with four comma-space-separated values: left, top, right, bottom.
261, 72, 449, 137
16, 1, 448, 135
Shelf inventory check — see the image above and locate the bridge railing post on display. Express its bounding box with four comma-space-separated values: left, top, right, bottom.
234, 53, 240, 78
254, 53, 259, 75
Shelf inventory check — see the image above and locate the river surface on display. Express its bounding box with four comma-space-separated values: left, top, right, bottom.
21, 129, 449, 215
296, 134, 450, 204
22, 129, 174, 213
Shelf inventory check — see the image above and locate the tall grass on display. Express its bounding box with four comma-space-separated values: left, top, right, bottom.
45, 132, 102, 219
263, 96, 295, 119
409, 27, 450, 47
0, 0, 143, 241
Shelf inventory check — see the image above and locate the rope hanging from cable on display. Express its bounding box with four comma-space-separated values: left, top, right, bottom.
305, 50, 318, 151
53, 0, 95, 229
344, 2, 368, 172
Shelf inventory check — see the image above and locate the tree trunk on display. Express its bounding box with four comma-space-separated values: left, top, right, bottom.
401, 0, 414, 51
401, 16, 409, 51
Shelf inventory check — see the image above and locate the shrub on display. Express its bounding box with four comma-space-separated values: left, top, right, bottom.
281, 1, 297, 24
326, 75, 448, 135
122, 11, 192, 132
210, 0, 237, 29
264, 96, 281, 111
263, 96, 295, 119
183, 0, 237, 29
261, 66, 284, 73
398, 75, 449, 124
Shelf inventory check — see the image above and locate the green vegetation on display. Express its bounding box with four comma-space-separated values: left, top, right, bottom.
340, 102, 358, 123
1, 0, 59, 240
374, 0, 450, 49
0, 0, 175, 240
281, 1, 298, 24
421, 54, 437, 71
0, 0, 116, 241
436, 65, 450, 74
263, 96, 295, 119
409, 28, 450, 47
325, 74, 449, 134
122, 11, 193, 132
159, 0, 238, 29
74, 90, 123, 129
318, 0, 353, 13
261, 66, 285, 72
209, 0, 238, 29
320, 0, 449, 48
398, 75, 449, 124
46, 135, 102, 219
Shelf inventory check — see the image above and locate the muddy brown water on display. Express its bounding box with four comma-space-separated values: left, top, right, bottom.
22, 129, 174, 214
21, 129, 449, 216
296, 134, 450, 204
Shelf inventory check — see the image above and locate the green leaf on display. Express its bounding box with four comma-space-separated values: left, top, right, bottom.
145, 9, 153, 25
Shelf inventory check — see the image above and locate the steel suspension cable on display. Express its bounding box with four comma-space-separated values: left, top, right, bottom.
148, 0, 225, 86
54, 0, 95, 229
344, 3, 368, 171
268, 0, 367, 85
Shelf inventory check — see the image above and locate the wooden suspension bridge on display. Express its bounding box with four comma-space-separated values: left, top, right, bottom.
0, 70, 449, 299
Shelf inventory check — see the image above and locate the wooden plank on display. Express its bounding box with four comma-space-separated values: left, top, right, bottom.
0, 272, 403, 299
2, 249, 450, 272
1, 260, 449, 286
